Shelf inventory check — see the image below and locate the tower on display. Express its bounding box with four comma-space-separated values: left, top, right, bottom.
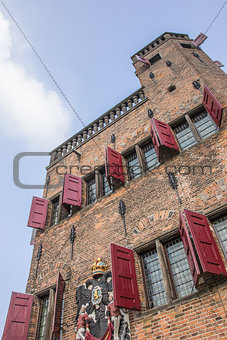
2, 32, 227, 340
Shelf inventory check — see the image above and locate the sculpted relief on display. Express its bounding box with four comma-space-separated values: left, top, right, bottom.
74, 258, 130, 340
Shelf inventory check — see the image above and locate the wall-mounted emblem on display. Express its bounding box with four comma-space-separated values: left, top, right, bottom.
91, 286, 102, 305
75, 258, 131, 340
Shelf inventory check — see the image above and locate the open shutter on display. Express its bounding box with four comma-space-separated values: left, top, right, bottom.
111, 243, 141, 310
105, 147, 124, 187
192, 33, 207, 48
203, 85, 223, 127
150, 118, 179, 162
2, 292, 33, 340
179, 212, 201, 287
52, 272, 65, 339
62, 173, 82, 207
27, 196, 48, 230
183, 209, 227, 276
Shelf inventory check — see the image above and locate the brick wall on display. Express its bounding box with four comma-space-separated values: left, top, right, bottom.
26, 33, 227, 339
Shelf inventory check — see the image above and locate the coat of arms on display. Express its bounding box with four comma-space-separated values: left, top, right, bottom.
75, 258, 131, 340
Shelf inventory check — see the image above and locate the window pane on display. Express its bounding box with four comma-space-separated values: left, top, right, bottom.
87, 177, 96, 204
60, 292, 65, 340
102, 174, 113, 196
38, 296, 49, 340
192, 110, 217, 139
166, 238, 196, 298
142, 142, 159, 170
174, 122, 197, 150
51, 197, 59, 225
126, 152, 141, 180
213, 215, 227, 257
142, 249, 167, 307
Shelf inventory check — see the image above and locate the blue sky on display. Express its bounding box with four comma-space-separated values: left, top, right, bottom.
0, 0, 226, 334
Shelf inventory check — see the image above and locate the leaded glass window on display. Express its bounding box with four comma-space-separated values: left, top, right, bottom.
142, 249, 167, 307
102, 173, 112, 196
213, 215, 227, 260
174, 122, 197, 150
126, 152, 141, 180
166, 238, 196, 298
142, 142, 159, 170
87, 177, 96, 205
192, 110, 217, 139
37, 296, 49, 340
51, 197, 59, 225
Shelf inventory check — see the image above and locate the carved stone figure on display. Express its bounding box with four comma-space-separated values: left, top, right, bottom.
75, 305, 90, 340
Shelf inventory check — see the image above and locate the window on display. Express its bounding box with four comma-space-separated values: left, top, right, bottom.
142, 236, 196, 308
37, 296, 49, 340
165, 238, 197, 298
126, 152, 141, 181
50, 194, 75, 226
51, 196, 60, 225
122, 140, 159, 182
173, 108, 218, 151
37, 275, 65, 340
149, 53, 161, 65
180, 43, 193, 49
213, 215, 227, 260
142, 249, 167, 307
173, 121, 197, 150
101, 171, 113, 197
142, 142, 159, 170
85, 168, 114, 204
192, 110, 217, 139
87, 176, 96, 205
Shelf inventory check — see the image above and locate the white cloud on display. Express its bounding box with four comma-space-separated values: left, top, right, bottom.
0, 11, 72, 149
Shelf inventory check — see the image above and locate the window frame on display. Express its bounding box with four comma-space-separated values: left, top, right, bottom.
37, 294, 50, 340
149, 53, 162, 66
50, 193, 61, 226
85, 172, 97, 206
48, 192, 73, 227
171, 105, 219, 151
124, 148, 142, 181
207, 205, 227, 261
139, 230, 197, 309
35, 281, 65, 340
139, 138, 160, 172
212, 216, 227, 261
98, 168, 113, 198
122, 138, 159, 184
35, 287, 55, 340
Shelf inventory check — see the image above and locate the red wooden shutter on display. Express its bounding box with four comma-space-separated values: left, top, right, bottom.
52, 272, 65, 339
111, 243, 141, 310
183, 209, 227, 276
150, 118, 179, 162
62, 173, 82, 207
179, 212, 201, 287
27, 196, 48, 230
192, 33, 207, 48
203, 85, 223, 127
105, 147, 124, 187
2, 292, 33, 340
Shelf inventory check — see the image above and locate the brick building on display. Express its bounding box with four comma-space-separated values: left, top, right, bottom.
2, 32, 227, 340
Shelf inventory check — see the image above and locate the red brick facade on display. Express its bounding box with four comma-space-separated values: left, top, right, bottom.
3, 32, 227, 340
